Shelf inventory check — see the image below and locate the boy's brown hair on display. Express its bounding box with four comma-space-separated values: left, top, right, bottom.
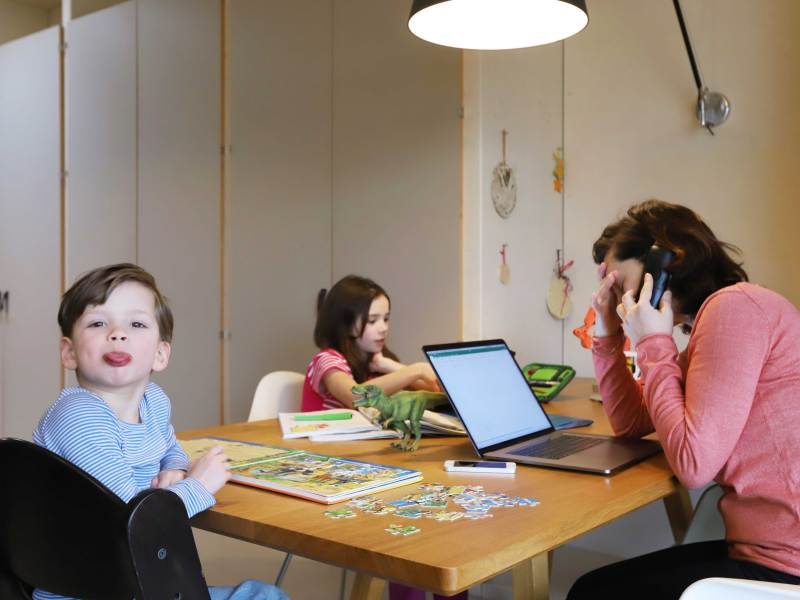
58, 263, 174, 342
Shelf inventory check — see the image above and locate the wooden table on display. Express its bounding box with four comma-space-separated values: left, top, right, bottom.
181, 379, 691, 599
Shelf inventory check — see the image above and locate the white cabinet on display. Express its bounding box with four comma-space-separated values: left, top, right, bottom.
0, 27, 62, 438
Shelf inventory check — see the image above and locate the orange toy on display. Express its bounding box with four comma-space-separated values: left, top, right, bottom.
572, 307, 631, 351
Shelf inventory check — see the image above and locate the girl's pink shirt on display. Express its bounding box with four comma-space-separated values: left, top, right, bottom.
301, 348, 352, 412
593, 283, 800, 575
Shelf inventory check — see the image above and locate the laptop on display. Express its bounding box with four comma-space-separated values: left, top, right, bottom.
423, 339, 662, 475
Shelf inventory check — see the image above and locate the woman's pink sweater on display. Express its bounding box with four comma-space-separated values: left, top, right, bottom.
593, 283, 800, 575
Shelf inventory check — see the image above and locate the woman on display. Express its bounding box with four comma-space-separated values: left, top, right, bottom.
567, 200, 800, 599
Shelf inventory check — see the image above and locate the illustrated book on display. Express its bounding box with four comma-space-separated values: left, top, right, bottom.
277, 409, 381, 439
180, 436, 422, 504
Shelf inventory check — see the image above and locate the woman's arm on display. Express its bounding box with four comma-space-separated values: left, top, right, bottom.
637, 289, 769, 488
323, 362, 438, 407
592, 331, 654, 437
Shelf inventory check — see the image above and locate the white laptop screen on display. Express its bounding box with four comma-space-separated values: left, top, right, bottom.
426, 343, 552, 449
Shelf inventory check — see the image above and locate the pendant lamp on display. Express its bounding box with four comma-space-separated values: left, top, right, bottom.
408, 0, 588, 50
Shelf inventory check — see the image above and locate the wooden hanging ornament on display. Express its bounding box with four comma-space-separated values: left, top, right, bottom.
546, 250, 574, 320
499, 244, 510, 284
491, 129, 517, 218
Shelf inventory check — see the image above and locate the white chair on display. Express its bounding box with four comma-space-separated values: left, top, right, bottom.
681, 483, 725, 545
247, 371, 304, 588
680, 578, 800, 599
247, 371, 348, 598
248, 371, 305, 422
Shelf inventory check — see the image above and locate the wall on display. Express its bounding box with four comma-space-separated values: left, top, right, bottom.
0, 0, 48, 45
464, 1, 800, 598
563, 0, 800, 375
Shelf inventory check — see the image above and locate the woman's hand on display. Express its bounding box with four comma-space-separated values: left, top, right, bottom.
617, 273, 674, 346
591, 262, 623, 337
187, 445, 231, 495
151, 468, 186, 489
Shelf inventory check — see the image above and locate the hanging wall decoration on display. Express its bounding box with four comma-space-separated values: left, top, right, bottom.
499, 244, 510, 284
491, 129, 517, 218
552, 147, 564, 193
546, 250, 574, 320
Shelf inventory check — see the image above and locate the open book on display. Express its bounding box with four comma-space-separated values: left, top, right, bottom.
180, 437, 421, 504
308, 408, 467, 442
278, 409, 380, 439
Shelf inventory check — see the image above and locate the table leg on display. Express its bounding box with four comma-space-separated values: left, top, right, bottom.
349, 573, 386, 600
663, 486, 693, 544
512, 552, 549, 600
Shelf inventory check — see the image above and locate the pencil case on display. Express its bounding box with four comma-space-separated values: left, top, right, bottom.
521, 362, 575, 402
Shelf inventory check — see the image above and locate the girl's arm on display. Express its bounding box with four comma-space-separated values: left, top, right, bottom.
323, 362, 438, 408
370, 352, 440, 392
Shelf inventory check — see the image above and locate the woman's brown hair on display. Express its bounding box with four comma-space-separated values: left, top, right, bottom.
58, 263, 174, 342
313, 275, 399, 382
592, 200, 748, 331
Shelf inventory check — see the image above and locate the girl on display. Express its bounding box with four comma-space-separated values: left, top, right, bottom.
302, 274, 467, 600
567, 200, 800, 599
302, 274, 439, 411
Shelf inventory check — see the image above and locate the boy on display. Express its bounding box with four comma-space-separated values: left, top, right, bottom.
33, 263, 286, 600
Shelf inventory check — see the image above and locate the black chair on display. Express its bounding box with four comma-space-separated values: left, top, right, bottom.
0, 438, 211, 600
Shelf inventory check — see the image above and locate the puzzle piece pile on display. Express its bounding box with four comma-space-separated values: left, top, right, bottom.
324, 483, 539, 536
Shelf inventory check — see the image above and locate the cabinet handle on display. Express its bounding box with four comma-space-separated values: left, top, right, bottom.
0, 290, 8, 313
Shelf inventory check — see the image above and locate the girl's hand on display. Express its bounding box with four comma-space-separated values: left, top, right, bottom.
187, 445, 231, 495
617, 273, 674, 346
590, 262, 623, 337
151, 468, 186, 489
412, 362, 439, 388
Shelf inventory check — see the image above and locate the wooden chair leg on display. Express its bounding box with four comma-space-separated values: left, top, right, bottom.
512, 552, 549, 600
349, 573, 385, 600
663, 486, 693, 544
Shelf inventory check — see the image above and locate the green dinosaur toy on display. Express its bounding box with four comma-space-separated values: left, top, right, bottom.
351, 384, 448, 451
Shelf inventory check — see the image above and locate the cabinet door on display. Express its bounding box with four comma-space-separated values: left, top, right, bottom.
332, 0, 462, 362
225, 0, 332, 423
0, 27, 62, 438
65, 1, 137, 284
137, 0, 221, 430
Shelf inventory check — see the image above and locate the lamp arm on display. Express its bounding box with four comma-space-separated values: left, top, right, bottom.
672, 0, 703, 92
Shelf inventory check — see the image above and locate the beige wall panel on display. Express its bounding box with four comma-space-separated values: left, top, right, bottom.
0, 27, 61, 438
0, 0, 48, 45
563, 0, 800, 376
462, 45, 564, 368
332, 0, 461, 363
136, 0, 221, 431
65, 1, 136, 284
226, 0, 332, 423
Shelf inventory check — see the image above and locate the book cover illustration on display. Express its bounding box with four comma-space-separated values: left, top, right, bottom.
180, 437, 296, 469
278, 409, 380, 439
235, 451, 420, 500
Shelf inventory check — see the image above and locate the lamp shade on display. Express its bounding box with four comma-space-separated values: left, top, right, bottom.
408, 0, 588, 50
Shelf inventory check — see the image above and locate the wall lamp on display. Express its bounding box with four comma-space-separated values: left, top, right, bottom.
409, 0, 729, 133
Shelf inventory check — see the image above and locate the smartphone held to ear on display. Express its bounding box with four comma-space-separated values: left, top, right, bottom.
443, 460, 516, 474
636, 245, 674, 308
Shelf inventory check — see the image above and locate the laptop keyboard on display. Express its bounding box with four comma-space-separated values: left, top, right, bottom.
511, 435, 604, 460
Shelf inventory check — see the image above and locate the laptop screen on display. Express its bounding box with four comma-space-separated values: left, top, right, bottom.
425, 341, 553, 451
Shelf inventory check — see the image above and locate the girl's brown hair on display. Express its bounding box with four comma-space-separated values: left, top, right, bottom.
313, 275, 398, 382
58, 263, 174, 342
592, 200, 748, 330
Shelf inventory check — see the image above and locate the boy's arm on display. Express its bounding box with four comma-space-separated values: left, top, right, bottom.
37, 396, 214, 517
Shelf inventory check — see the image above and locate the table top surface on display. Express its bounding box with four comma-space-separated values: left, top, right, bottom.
180, 378, 678, 594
